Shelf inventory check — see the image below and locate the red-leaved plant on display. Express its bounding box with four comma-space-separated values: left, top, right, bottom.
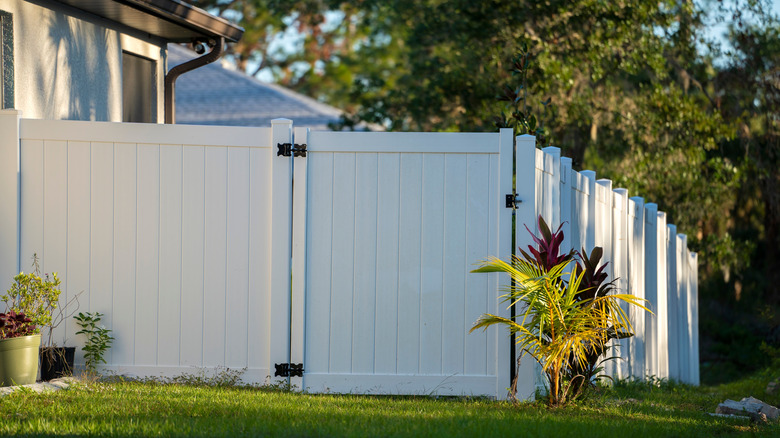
0, 311, 37, 339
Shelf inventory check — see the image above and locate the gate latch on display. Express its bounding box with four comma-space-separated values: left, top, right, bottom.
277, 143, 307, 157
274, 363, 304, 377
506, 193, 522, 209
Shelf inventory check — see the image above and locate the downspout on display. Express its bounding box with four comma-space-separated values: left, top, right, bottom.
164, 37, 225, 124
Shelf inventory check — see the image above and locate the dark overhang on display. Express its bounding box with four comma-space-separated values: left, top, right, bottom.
54, 0, 244, 43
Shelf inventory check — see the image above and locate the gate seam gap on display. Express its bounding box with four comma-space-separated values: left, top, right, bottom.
64, 141, 69, 348
418, 155, 423, 375
350, 153, 356, 374
462, 155, 469, 375
177, 145, 183, 366
395, 153, 401, 375
110, 142, 115, 365
440, 155, 446, 376
201, 147, 206, 367
155, 144, 161, 365
224, 148, 229, 369
133, 143, 139, 366
245, 149, 251, 370
372, 153, 379, 375
327, 152, 335, 373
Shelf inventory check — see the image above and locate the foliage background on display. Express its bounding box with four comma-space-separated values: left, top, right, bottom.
190, 0, 780, 384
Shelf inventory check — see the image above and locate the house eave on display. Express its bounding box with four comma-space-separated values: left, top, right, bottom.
53, 0, 244, 43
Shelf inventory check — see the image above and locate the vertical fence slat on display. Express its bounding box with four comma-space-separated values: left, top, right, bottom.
304, 151, 334, 375
397, 153, 423, 375
66, 141, 91, 357
353, 152, 379, 375
180, 146, 205, 367
113, 143, 138, 366
225, 147, 250, 368
559, 157, 573, 254
158, 145, 183, 367
643, 203, 659, 378
135, 144, 160, 366
612, 188, 629, 379
676, 234, 690, 383
656, 212, 669, 379
629, 197, 645, 379
373, 153, 400, 375
690, 252, 700, 385
666, 224, 679, 381
420, 154, 445, 375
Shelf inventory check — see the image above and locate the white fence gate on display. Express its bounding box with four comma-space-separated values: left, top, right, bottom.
295, 129, 515, 396
0, 111, 699, 399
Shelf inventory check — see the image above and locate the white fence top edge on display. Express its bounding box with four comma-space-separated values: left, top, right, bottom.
19, 119, 272, 148
307, 130, 500, 153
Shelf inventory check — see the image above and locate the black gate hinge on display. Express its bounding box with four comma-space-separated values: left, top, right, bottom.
274, 363, 304, 377
506, 193, 522, 209
277, 143, 307, 157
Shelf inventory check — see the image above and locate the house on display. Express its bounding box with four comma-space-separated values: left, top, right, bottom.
0, 0, 243, 123
170, 44, 345, 130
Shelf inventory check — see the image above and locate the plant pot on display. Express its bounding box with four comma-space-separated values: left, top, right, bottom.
0, 334, 41, 387
39, 346, 75, 381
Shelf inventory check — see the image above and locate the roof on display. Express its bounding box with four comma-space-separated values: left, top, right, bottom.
54, 0, 243, 43
169, 44, 346, 130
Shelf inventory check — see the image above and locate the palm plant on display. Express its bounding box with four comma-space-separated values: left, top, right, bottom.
470, 216, 649, 406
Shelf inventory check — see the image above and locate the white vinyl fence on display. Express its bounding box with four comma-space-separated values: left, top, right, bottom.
531, 142, 700, 386
0, 111, 699, 399
0, 110, 295, 383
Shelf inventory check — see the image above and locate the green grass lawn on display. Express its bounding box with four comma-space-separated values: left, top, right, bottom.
0, 367, 778, 437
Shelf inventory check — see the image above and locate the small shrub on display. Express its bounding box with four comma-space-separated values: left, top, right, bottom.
74, 312, 114, 373
471, 216, 649, 406
2, 254, 62, 334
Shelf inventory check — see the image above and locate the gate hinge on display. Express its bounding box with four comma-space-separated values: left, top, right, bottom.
277, 143, 307, 157
506, 193, 522, 209
274, 362, 304, 377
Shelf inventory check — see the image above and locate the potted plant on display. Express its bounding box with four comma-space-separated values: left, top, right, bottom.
2, 254, 79, 381
0, 311, 40, 386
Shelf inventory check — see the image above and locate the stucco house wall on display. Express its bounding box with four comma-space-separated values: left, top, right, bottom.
0, 0, 167, 122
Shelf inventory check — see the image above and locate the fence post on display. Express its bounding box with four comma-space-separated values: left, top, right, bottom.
612, 188, 630, 379
580, 171, 597, 253
0, 109, 20, 292
542, 146, 561, 228
629, 197, 645, 379
676, 234, 691, 383
677, 234, 690, 383
270, 118, 294, 384
643, 203, 659, 379
595, 179, 616, 378
656, 212, 669, 379
559, 157, 573, 255
666, 224, 679, 381
689, 252, 700, 385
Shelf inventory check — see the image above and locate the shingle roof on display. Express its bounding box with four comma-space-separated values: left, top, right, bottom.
170, 44, 344, 130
